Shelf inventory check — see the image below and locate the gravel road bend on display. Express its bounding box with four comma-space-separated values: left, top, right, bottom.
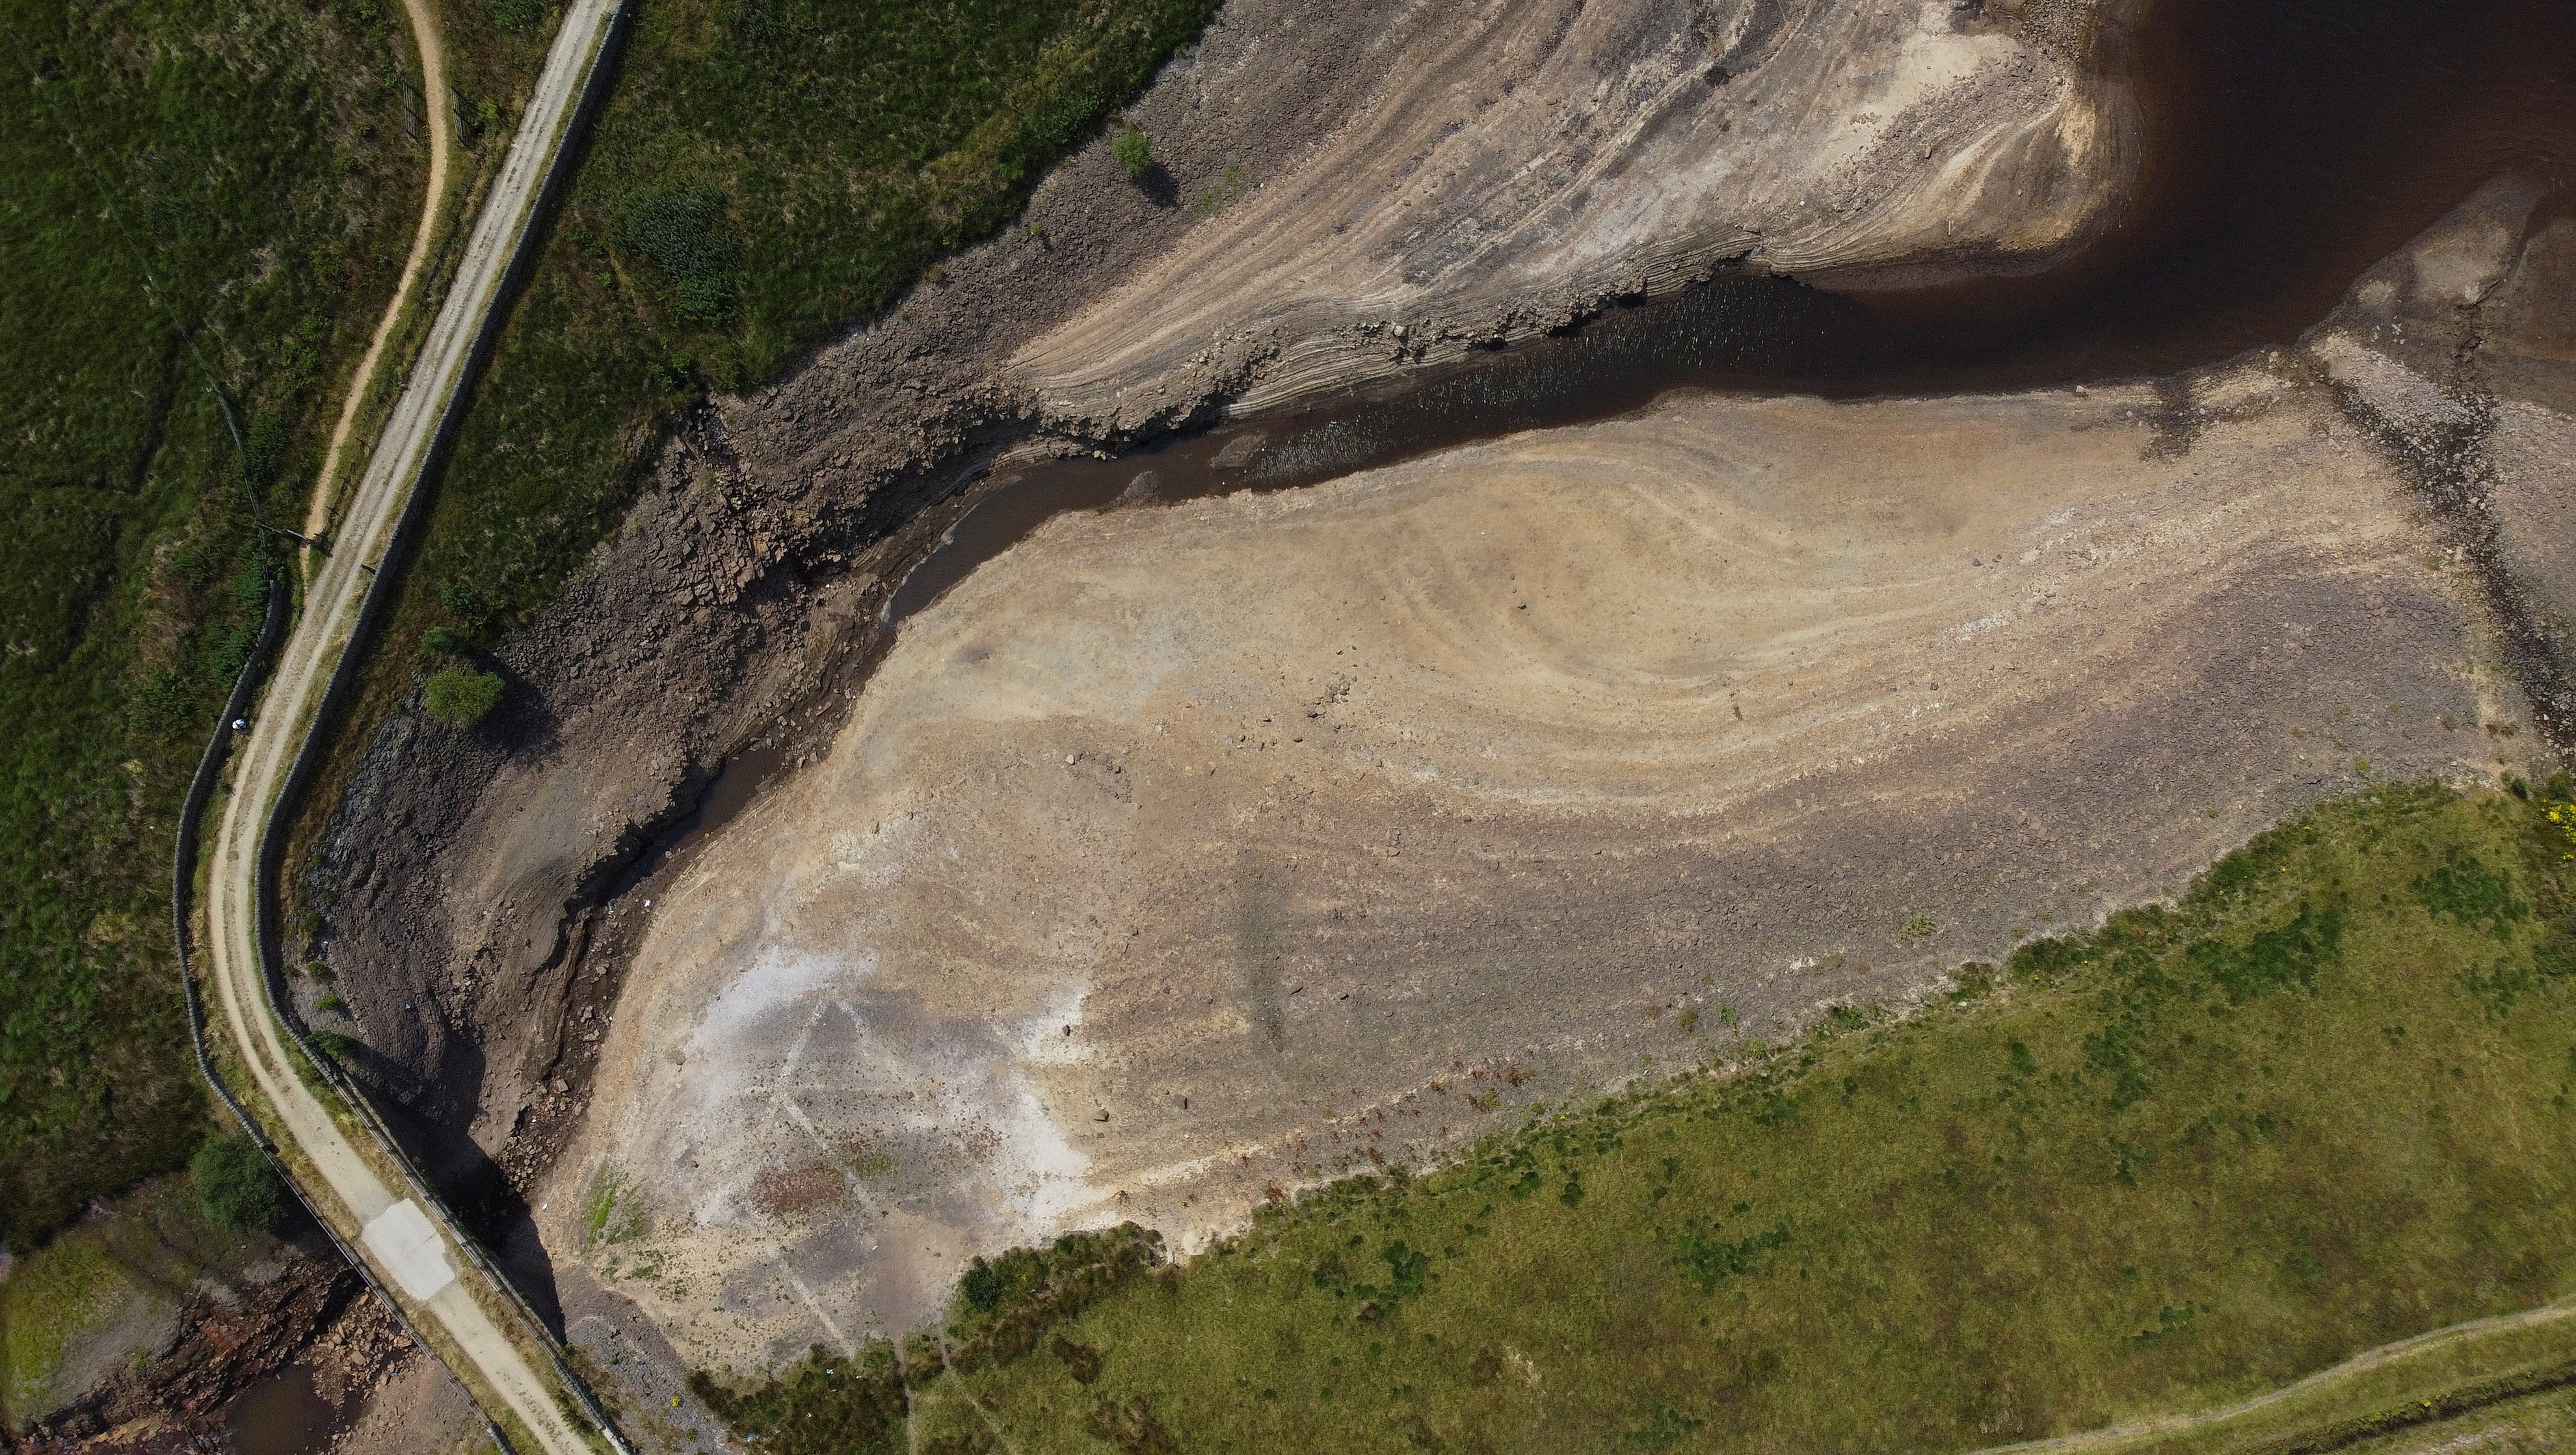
202, 0, 628, 1449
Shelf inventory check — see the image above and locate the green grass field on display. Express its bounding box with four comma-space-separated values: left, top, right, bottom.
6, 0, 1217, 1255
691, 782, 2576, 1454
0, 0, 425, 1248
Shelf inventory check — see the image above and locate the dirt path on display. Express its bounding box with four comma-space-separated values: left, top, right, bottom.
304, 0, 451, 553
202, 0, 630, 1447
1967, 1298, 2576, 1454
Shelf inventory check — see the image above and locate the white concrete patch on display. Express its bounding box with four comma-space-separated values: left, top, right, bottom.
362, 1199, 457, 1301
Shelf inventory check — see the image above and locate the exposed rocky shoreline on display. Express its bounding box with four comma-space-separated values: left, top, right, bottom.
546, 178, 2576, 1372
297, 0, 2576, 1438
7, 1230, 408, 1454
313, 0, 2134, 1257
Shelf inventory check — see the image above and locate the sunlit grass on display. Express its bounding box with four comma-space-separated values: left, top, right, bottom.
699, 782, 2576, 1453
0, 0, 423, 1246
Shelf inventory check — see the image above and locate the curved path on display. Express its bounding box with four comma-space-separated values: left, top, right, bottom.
1968, 1298, 2576, 1454
304, 0, 453, 550
202, 1, 627, 1448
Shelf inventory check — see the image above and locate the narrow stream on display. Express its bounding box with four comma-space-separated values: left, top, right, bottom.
637, 0, 2576, 872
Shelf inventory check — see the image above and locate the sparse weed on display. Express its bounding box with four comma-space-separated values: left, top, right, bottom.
585, 1168, 649, 1248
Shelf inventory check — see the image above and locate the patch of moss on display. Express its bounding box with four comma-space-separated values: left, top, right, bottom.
1, 1236, 132, 1425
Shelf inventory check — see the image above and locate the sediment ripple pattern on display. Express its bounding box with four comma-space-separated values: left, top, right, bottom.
1015, 0, 2131, 429
561, 377, 2514, 1367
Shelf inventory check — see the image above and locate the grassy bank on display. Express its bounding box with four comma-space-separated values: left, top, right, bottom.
2338, 1382, 2576, 1454
368, 0, 1219, 685
691, 782, 2576, 1453
0, 0, 427, 1246
0, 1166, 295, 1431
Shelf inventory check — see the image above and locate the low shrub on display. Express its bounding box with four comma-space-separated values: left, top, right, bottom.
191, 1135, 287, 1234
422, 669, 503, 728
1111, 124, 1153, 180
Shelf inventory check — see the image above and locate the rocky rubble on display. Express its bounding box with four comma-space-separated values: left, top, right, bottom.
314, 0, 2131, 1227
8, 1240, 406, 1454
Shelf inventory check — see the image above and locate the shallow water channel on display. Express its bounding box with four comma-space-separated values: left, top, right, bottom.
632, 0, 2574, 890
224, 1365, 336, 1455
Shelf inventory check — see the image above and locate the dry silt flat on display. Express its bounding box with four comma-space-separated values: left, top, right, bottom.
551, 368, 2527, 1367
1009, 0, 2130, 429
324, 0, 2134, 1182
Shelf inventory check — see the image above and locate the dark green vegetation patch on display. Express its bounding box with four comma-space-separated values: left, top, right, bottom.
693, 784, 2576, 1452
0, 0, 421, 1247
393, 0, 1222, 669
188, 1134, 288, 1234
422, 667, 504, 728
691, 1225, 1167, 1453
1110, 122, 1152, 180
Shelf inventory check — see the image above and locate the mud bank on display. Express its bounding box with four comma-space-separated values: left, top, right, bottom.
549, 220, 2569, 1363
5, 1228, 407, 1455
310, 0, 2576, 1416
1000, 0, 2134, 432
313, 0, 2138, 1263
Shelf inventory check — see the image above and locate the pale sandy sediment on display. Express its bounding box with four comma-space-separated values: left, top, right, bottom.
559, 362, 2529, 1366
1011, 0, 2136, 433
319, 0, 2576, 1392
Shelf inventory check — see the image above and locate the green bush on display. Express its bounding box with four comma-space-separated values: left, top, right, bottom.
191, 1135, 288, 1234
423, 669, 504, 728
418, 624, 478, 656
1110, 124, 1153, 180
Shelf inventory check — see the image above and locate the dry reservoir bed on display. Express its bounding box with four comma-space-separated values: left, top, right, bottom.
550, 364, 2534, 1367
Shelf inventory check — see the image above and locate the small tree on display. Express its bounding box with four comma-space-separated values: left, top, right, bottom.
424, 669, 503, 728
193, 1135, 288, 1234
1110, 124, 1152, 180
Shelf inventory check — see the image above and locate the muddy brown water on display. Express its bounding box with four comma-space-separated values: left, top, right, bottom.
224, 1366, 336, 1455
633, 0, 2576, 875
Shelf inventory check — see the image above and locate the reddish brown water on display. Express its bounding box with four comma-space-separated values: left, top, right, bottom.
1863, 0, 2576, 380
225, 1366, 337, 1455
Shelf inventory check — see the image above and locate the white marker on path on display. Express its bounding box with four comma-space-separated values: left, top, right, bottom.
362, 1199, 458, 1300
